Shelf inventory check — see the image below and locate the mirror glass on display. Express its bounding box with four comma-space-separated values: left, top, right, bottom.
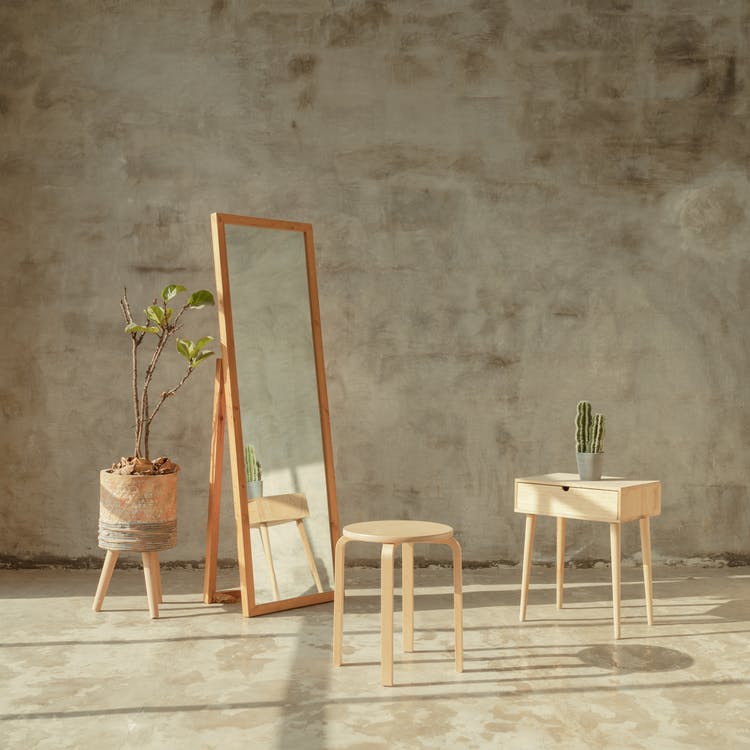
224, 221, 334, 604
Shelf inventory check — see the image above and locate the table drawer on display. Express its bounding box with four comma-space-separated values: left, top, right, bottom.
515, 481, 619, 522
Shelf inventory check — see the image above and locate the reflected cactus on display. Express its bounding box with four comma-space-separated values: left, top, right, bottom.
244, 444, 262, 484
575, 401, 605, 453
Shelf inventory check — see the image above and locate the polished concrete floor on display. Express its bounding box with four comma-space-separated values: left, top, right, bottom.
1, 564, 749, 749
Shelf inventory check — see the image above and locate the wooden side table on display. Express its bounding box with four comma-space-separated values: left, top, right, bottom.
514, 473, 661, 639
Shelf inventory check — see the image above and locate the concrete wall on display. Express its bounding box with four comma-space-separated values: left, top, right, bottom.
1, 0, 748, 566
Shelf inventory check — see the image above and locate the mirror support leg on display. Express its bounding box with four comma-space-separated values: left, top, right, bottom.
297, 519, 324, 593
203, 358, 225, 604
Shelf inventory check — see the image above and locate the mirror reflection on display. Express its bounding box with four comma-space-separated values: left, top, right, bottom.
224, 223, 333, 603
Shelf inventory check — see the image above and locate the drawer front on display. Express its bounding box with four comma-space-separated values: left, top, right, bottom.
515, 482, 619, 522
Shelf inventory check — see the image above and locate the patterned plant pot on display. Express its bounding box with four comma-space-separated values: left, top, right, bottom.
99, 469, 178, 552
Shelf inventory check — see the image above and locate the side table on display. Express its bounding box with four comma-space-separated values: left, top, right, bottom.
514, 473, 661, 639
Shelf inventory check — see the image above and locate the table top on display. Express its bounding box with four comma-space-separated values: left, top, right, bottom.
516, 473, 660, 491
343, 520, 454, 544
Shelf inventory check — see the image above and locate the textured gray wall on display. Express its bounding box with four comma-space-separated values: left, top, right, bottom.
1, 1, 748, 566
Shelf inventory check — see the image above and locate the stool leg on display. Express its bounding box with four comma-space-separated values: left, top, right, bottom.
381, 543, 396, 687
556, 517, 566, 609
92, 550, 118, 612
332, 536, 349, 667
402, 542, 414, 652
142, 552, 159, 619
640, 516, 654, 625
520, 514, 536, 621
610, 523, 621, 639
448, 538, 463, 673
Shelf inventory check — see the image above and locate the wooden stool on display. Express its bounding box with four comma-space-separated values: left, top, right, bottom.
332, 520, 463, 687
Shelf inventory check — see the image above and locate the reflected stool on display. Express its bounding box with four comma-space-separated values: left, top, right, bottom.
332, 520, 463, 687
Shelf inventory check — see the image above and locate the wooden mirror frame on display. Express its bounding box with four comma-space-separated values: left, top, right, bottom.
203, 213, 340, 616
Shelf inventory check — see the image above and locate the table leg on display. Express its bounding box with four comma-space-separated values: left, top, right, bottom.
556, 517, 566, 609
640, 516, 654, 625
258, 524, 281, 602
381, 543, 396, 687
92, 550, 118, 612
520, 514, 537, 621
609, 523, 621, 639
332, 536, 349, 667
402, 542, 414, 653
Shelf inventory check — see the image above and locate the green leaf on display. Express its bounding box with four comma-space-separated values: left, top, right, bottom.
146, 326, 160, 334
190, 350, 215, 369
194, 335, 214, 353
125, 323, 147, 333
162, 284, 186, 302
165, 307, 173, 322
176, 338, 191, 359
146, 305, 164, 325
187, 290, 215, 309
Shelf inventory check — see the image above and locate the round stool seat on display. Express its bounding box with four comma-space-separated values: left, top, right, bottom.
343, 520, 453, 545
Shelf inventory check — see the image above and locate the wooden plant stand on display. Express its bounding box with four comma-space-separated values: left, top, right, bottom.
92, 550, 164, 619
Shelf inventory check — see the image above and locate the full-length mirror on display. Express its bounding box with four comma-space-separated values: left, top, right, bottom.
203, 213, 339, 616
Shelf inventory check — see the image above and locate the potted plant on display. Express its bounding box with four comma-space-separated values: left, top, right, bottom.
245, 443, 263, 498
98, 284, 215, 555
575, 400, 605, 481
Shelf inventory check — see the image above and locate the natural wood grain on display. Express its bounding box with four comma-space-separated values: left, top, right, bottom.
247, 494, 310, 526
297, 519, 324, 593
514, 475, 660, 637
152, 552, 162, 603
640, 516, 654, 625
92, 550, 118, 612
556, 516, 566, 609
610, 523, 622, 639
142, 552, 159, 619
443, 537, 463, 673
381, 543, 396, 687
401, 542, 414, 652
343, 520, 453, 545
332, 536, 349, 667
520, 514, 536, 622
203, 358, 225, 604
333, 524, 463, 685
258, 524, 280, 601
208, 212, 340, 617
211, 213, 254, 617
515, 481, 618, 522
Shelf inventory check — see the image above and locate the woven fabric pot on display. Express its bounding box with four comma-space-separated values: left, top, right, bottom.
99, 469, 178, 552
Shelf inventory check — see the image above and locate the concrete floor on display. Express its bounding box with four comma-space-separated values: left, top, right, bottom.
1, 565, 749, 749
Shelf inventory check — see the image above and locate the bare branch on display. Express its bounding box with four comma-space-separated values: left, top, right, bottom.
147, 366, 194, 426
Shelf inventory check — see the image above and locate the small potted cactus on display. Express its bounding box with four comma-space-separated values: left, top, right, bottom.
245, 443, 263, 499
575, 401, 605, 480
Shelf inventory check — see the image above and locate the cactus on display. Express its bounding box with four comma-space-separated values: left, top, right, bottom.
575, 402, 605, 453
244, 444, 262, 484
575, 401, 591, 452
589, 413, 605, 453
